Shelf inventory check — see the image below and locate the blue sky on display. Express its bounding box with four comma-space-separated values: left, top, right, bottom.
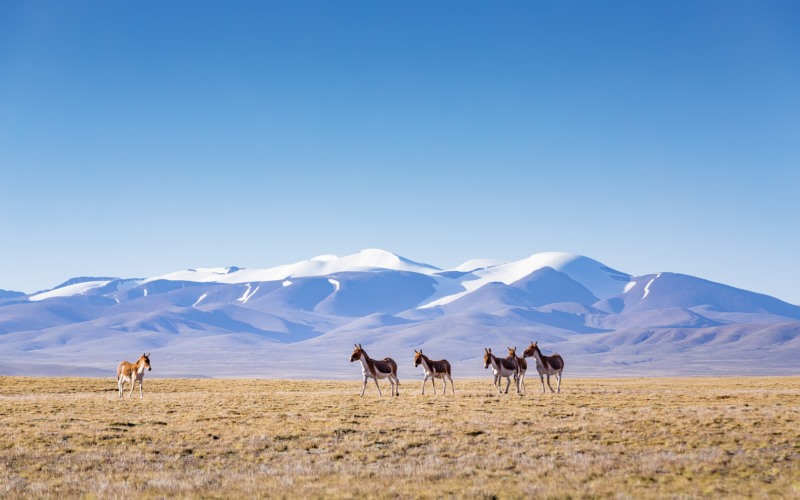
1, 1, 798, 303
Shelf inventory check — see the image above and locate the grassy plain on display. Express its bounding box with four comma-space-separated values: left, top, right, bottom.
0, 376, 798, 498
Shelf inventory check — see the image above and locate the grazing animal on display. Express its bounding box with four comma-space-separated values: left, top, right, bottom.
522, 341, 564, 393
117, 353, 152, 398
506, 347, 527, 394
350, 344, 399, 397
483, 348, 520, 394
413, 349, 454, 395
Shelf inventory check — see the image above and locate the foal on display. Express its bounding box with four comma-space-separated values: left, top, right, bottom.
507, 347, 527, 394
522, 341, 564, 393
413, 349, 454, 395
483, 348, 519, 394
117, 353, 152, 398
350, 344, 399, 397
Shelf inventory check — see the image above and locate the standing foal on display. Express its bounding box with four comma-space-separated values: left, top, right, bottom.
117, 353, 152, 398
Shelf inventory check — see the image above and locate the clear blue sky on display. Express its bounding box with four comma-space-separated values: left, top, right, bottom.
1, 1, 798, 303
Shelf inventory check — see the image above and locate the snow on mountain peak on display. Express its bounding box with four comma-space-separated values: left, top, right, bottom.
146, 249, 440, 285
421, 252, 631, 308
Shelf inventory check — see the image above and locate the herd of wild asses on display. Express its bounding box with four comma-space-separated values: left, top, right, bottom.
116, 342, 564, 398
349, 342, 564, 397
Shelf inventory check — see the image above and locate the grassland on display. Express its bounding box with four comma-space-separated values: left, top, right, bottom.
0, 376, 798, 498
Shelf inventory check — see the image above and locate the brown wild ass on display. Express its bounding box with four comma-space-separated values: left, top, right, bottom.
522, 341, 564, 393
350, 344, 399, 397
483, 348, 520, 394
117, 353, 152, 398
413, 350, 454, 395
506, 347, 527, 394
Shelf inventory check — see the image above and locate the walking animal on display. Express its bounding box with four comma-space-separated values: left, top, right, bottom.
350, 344, 400, 397
506, 347, 527, 394
413, 349, 454, 395
483, 347, 520, 394
522, 341, 564, 393
117, 353, 152, 398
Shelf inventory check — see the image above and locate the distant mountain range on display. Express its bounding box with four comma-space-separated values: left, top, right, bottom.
1, 249, 798, 379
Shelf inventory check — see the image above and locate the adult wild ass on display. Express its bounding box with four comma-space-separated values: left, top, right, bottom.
413, 350, 454, 395
506, 347, 527, 394
523, 341, 564, 393
117, 353, 152, 398
483, 348, 520, 394
350, 344, 399, 397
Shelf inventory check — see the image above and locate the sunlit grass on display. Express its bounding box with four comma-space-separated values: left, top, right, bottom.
1, 376, 798, 497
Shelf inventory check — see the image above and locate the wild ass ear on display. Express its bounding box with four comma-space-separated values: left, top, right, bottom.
358, 343, 362, 349
146, 352, 150, 357
414, 349, 418, 353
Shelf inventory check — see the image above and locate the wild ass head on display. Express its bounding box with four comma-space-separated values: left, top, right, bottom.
483, 348, 493, 369
414, 349, 425, 368
140, 353, 152, 371
522, 341, 539, 358
350, 344, 365, 363
507, 346, 518, 359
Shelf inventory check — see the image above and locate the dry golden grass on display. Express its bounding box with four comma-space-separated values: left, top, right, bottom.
0, 376, 798, 498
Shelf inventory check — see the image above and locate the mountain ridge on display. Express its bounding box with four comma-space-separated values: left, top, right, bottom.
1, 249, 798, 378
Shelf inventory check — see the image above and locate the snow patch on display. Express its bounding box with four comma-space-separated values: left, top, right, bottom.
450, 259, 505, 273
328, 278, 340, 292
282, 280, 292, 287
238, 284, 260, 304
642, 273, 661, 299
193, 292, 208, 307
624, 281, 637, 293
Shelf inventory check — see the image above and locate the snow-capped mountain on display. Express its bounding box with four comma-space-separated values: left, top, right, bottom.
1, 249, 798, 378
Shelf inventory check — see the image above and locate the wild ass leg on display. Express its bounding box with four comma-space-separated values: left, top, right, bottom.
128, 379, 135, 398
556, 372, 562, 393
539, 373, 546, 393
504, 376, 511, 394
421, 375, 428, 395
447, 374, 454, 394
547, 374, 556, 393
139, 378, 144, 398
519, 372, 525, 394
393, 375, 400, 396
373, 377, 383, 397
118, 377, 124, 398
360, 375, 368, 397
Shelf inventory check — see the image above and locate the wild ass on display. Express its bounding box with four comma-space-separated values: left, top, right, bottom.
507, 347, 527, 394
413, 350, 454, 395
117, 353, 152, 398
483, 348, 520, 394
522, 341, 564, 393
350, 344, 399, 397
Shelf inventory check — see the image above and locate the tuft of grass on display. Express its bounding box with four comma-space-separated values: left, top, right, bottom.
0, 376, 798, 497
